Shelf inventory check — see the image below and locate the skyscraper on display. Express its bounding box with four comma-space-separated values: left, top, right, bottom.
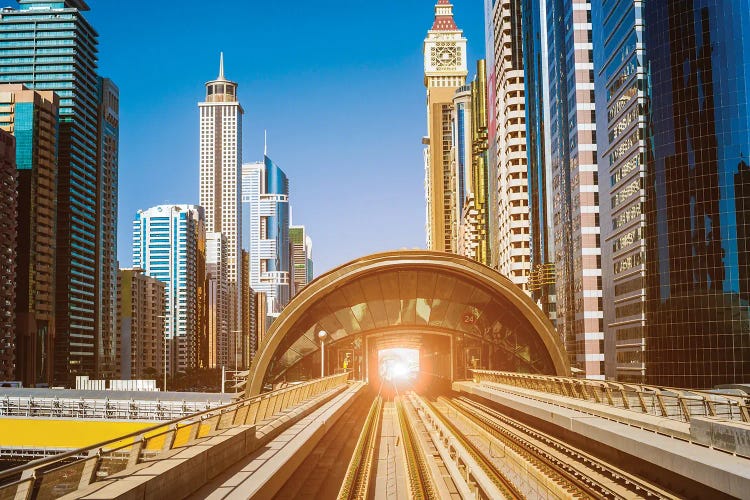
644, 0, 750, 388
242, 156, 290, 317
0, 0, 105, 385
489, 0, 531, 288
451, 83, 480, 261
206, 232, 228, 369
423, 0, 468, 252
289, 225, 313, 297
593, 0, 647, 383
451, 78, 495, 267
483, 0, 499, 271
240, 250, 253, 369
521, 0, 556, 324
0, 130, 17, 380
199, 54, 243, 351
133, 205, 204, 377
0, 84, 58, 386
468, 60, 491, 266
546, 0, 604, 378
96, 78, 119, 380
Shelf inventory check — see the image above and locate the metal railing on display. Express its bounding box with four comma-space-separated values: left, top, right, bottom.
0, 395, 227, 421
470, 370, 750, 424
0, 373, 350, 499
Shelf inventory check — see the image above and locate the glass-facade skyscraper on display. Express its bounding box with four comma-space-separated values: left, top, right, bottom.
0, 0, 108, 385
521, 0, 556, 325
545, 0, 604, 378
242, 156, 290, 317
593, 0, 647, 383
96, 77, 119, 379
644, 0, 750, 388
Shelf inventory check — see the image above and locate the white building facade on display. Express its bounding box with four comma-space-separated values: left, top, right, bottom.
132, 205, 204, 376
491, 0, 532, 289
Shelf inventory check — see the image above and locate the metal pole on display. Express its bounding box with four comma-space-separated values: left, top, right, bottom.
320, 339, 325, 379
221, 366, 226, 394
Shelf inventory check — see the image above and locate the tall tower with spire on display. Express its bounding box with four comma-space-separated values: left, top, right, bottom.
199, 53, 243, 369
423, 0, 468, 252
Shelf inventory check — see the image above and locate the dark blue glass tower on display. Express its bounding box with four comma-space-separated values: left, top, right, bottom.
592, 0, 647, 383
644, 0, 750, 387
265, 155, 290, 306
521, 0, 556, 325
0, 0, 101, 384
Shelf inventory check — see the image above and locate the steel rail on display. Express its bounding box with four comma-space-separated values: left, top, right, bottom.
337, 395, 382, 500
451, 396, 678, 500
395, 396, 438, 500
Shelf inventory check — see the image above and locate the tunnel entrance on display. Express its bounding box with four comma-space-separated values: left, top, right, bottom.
365, 331, 453, 393
378, 348, 419, 383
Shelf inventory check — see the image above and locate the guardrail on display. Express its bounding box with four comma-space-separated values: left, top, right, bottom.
470, 370, 750, 424
0, 373, 350, 499
0, 395, 226, 421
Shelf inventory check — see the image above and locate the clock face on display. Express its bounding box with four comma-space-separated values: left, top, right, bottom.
431, 44, 460, 69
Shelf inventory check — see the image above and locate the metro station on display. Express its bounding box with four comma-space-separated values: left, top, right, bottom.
0, 252, 748, 499
246, 250, 569, 397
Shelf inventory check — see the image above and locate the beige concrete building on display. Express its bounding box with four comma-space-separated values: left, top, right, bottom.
0, 84, 58, 386
423, 0, 468, 252
199, 54, 243, 359
490, 0, 532, 290
118, 268, 165, 381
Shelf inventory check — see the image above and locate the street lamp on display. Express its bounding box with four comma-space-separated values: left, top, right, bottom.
318, 330, 327, 378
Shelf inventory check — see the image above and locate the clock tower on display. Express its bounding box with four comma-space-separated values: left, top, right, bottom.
423, 0, 468, 252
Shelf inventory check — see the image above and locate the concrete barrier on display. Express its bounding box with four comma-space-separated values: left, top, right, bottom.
691, 416, 750, 458
456, 381, 750, 499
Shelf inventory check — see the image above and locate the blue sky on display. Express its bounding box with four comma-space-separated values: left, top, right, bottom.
89, 0, 485, 276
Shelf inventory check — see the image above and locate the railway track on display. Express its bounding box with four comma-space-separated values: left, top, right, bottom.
413, 394, 526, 499
444, 395, 679, 499
337, 396, 383, 500
395, 395, 440, 500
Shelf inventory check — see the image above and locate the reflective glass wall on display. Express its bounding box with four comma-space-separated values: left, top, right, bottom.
644, 0, 750, 388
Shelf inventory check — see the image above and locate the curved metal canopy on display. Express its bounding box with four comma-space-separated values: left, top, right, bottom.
246, 251, 570, 396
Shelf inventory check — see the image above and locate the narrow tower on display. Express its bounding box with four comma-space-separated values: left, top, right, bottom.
423, 0, 468, 252
199, 54, 243, 369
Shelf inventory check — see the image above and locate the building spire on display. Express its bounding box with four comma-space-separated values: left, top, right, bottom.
432, 0, 458, 31
218, 52, 225, 81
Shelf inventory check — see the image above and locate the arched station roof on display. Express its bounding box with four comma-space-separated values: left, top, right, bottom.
246, 251, 570, 396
